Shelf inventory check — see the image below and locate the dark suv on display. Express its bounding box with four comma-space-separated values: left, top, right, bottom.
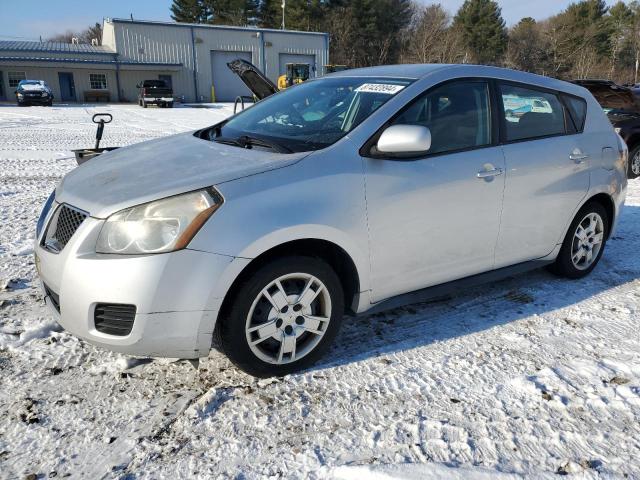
573, 79, 640, 178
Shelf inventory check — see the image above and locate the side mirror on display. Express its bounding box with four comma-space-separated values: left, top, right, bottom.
376, 124, 431, 156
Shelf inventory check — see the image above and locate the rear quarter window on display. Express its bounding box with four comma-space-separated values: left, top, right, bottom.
563, 94, 588, 133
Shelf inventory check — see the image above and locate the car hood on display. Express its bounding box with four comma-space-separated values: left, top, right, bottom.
226, 58, 279, 100
577, 81, 640, 112
56, 131, 308, 218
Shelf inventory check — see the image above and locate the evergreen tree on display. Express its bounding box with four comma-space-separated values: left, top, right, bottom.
453, 0, 507, 64
258, 0, 282, 28
170, 0, 208, 23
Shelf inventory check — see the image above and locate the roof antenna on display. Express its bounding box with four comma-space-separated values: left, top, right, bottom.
130, 13, 134, 21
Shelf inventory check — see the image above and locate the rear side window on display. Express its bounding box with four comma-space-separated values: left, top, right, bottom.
392, 80, 492, 155
499, 84, 566, 142
563, 94, 587, 133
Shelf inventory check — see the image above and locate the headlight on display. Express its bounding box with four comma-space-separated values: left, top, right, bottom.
41, 92, 48, 97
17, 93, 23, 98
615, 127, 622, 134
36, 190, 56, 238
96, 188, 223, 254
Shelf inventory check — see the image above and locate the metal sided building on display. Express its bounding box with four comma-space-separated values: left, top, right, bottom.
0, 18, 329, 104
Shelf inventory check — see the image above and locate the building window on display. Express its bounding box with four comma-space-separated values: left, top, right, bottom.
8, 71, 26, 88
89, 73, 107, 90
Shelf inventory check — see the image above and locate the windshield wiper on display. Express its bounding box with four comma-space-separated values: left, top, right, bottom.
214, 134, 292, 153
237, 135, 293, 153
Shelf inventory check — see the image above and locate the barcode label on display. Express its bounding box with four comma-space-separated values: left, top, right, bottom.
354, 83, 405, 95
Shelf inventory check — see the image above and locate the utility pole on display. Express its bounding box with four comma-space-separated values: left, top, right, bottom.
282, 0, 286, 30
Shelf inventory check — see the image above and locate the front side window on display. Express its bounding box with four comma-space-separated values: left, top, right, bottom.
89, 73, 107, 90
500, 84, 566, 141
8, 71, 26, 88
391, 80, 492, 155
214, 77, 414, 152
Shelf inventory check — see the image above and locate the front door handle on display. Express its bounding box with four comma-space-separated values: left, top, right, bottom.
569, 152, 589, 163
477, 168, 503, 179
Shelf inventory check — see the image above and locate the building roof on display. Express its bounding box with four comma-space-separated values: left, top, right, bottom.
108, 17, 329, 37
0, 40, 116, 55
0, 56, 182, 68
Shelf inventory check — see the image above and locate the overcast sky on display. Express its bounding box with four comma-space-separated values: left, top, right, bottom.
0, 0, 626, 41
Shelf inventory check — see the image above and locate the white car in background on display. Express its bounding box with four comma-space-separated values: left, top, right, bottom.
35, 64, 627, 377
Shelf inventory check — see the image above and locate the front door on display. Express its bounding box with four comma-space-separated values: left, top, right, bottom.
364, 80, 505, 303
494, 82, 591, 268
58, 72, 76, 101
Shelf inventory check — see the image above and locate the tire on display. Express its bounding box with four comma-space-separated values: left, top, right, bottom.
627, 144, 640, 179
216, 256, 344, 377
142, 100, 147, 108
167, 102, 174, 108
549, 202, 609, 279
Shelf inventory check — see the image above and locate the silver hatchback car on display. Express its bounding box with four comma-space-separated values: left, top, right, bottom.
35, 64, 627, 377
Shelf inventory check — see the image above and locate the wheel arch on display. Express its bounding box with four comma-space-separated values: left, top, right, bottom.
217, 238, 363, 329
586, 192, 615, 237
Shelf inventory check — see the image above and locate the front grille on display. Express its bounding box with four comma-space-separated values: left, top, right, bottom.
43, 204, 88, 252
43, 283, 60, 313
94, 304, 136, 336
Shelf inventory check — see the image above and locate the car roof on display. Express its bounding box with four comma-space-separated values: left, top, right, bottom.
328, 64, 586, 97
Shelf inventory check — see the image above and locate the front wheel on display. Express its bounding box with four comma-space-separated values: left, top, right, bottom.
216, 256, 344, 377
549, 202, 609, 279
628, 144, 640, 179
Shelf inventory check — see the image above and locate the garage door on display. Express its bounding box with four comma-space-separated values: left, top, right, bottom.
210, 50, 253, 102
278, 54, 317, 78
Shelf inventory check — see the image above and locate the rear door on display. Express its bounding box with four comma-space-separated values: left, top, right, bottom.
364, 79, 506, 302
495, 82, 591, 268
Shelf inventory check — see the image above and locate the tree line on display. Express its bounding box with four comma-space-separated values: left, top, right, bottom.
169, 0, 640, 83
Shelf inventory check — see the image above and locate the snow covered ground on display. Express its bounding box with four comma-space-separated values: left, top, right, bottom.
1, 103, 639, 479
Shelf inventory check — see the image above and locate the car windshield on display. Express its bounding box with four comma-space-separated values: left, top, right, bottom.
19, 81, 44, 87
213, 77, 414, 152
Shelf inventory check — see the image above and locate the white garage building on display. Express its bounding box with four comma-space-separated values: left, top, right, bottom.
0, 18, 329, 103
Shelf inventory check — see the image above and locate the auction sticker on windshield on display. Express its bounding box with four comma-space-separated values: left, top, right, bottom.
355, 83, 405, 94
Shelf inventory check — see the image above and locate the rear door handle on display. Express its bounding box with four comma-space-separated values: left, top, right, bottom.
569, 152, 589, 163
477, 168, 503, 179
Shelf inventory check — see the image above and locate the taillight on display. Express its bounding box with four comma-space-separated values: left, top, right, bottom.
616, 133, 628, 171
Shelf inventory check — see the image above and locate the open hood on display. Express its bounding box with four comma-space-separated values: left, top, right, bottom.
226, 58, 279, 100
573, 79, 640, 112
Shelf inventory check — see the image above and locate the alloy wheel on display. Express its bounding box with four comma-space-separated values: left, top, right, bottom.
245, 273, 332, 364
571, 212, 605, 270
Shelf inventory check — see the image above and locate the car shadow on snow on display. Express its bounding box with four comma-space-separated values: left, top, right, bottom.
311, 204, 640, 372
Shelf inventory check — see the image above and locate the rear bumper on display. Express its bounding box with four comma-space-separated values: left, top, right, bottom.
35, 215, 250, 358
142, 97, 173, 103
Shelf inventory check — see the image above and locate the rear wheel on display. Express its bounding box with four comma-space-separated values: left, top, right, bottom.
216, 256, 344, 377
549, 202, 608, 279
628, 144, 640, 179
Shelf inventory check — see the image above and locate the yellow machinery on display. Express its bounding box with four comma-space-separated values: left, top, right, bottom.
277, 63, 310, 90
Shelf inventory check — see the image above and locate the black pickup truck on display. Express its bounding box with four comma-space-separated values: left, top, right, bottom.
137, 80, 174, 108
573, 79, 640, 178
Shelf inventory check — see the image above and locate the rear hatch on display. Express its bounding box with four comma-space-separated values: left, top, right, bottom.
573, 79, 640, 112
226, 59, 279, 100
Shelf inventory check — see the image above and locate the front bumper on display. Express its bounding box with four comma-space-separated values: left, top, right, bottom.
35, 213, 249, 358
18, 95, 51, 104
